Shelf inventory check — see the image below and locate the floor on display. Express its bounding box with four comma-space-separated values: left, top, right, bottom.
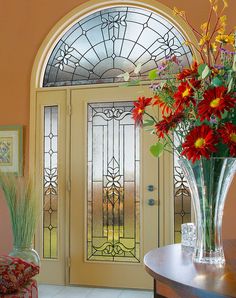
38, 285, 153, 298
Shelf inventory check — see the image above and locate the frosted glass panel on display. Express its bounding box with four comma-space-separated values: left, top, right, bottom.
87, 102, 140, 262
43, 106, 58, 259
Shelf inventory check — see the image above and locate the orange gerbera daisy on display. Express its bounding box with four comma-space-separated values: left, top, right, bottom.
176, 61, 198, 80
218, 123, 236, 156
153, 95, 172, 116
181, 124, 218, 163
174, 79, 200, 111
155, 112, 184, 138
132, 96, 152, 125
198, 86, 236, 121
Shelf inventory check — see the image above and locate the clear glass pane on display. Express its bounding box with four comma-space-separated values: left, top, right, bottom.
43, 106, 58, 259
43, 6, 192, 87
87, 101, 140, 263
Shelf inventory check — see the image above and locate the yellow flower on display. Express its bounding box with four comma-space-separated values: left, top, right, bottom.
201, 22, 208, 32
223, 0, 228, 8
173, 7, 185, 17
215, 34, 235, 45
183, 40, 191, 46
210, 42, 217, 52
199, 34, 210, 46
220, 15, 227, 24
213, 4, 218, 12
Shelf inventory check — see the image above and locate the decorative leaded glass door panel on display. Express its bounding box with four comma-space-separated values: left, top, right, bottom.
70, 85, 160, 289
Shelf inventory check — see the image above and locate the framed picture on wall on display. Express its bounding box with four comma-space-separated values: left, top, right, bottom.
0, 125, 23, 176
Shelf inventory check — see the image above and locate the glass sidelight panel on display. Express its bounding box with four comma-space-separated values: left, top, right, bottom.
173, 154, 191, 243
87, 102, 140, 263
43, 106, 58, 258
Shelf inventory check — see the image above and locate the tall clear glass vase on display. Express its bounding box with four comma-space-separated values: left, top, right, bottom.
179, 157, 236, 265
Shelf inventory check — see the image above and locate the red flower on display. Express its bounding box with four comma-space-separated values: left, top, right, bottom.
218, 123, 236, 156
176, 61, 198, 80
132, 96, 152, 125
153, 95, 172, 115
181, 124, 218, 163
198, 86, 236, 121
174, 79, 200, 111
155, 112, 184, 138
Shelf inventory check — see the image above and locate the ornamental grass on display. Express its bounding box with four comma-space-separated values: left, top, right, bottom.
0, 173, 38, 248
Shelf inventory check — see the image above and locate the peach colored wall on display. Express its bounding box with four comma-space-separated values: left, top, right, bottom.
0, 0, 235, 254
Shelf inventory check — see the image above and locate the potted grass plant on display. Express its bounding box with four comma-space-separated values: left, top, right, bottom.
0, 173, 40, 266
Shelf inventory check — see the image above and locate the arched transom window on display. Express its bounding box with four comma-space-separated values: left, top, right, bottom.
43, 6, 192, 87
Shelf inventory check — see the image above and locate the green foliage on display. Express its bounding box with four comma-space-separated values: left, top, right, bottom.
148, 69, 157, 80
143, 119, 155, 127
202, 65, 211, 79
228, 77, 234, 92
150, 142, 164, 157
198, 64, 207, 76
0, 174, 39, 247
232, 54, 236, 72
212, 77, 223, 87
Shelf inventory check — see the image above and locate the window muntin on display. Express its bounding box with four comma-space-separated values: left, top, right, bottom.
43, 106, 58, 258
87, 102, 140, 262
43, 6, 192, 87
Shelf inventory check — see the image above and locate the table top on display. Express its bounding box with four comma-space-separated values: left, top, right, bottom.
144, 240, 236, 298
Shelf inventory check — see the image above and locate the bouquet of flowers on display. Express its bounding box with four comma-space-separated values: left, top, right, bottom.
132, 0, 236, 163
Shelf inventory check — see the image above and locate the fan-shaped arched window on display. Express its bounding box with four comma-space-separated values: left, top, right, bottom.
43, 6, 192, 87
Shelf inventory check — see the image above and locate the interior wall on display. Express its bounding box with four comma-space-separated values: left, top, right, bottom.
0, 0, 235, 254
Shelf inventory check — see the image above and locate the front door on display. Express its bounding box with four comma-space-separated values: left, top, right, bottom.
70, 85, 165, 289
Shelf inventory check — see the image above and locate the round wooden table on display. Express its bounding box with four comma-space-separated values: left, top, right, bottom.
144, 240, 236, 298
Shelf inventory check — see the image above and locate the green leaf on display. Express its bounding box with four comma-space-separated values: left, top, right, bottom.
149, 69, 157, 80
198, 64, 207, 76
233, 54, 236, 72
150, 142, 164, 157
127, 79, 140, 86
143, 119, 155, 127
212, 77, 223, 87
221, 110, 229, 120
201, 65, 211, 79
228, 77, 234, 93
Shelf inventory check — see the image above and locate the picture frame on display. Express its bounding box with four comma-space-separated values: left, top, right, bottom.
0, 125, 23, 176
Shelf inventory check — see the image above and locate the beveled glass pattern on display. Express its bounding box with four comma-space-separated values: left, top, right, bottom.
87, 102, 140, 262
173, 131, 191, 243
43, 6, 192, 87
43, 106, 58, 259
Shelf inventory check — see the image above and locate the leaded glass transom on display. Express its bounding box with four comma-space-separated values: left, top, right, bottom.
87, 102, 140, 262
43, 106, 58, 258
43, 6, 192, 87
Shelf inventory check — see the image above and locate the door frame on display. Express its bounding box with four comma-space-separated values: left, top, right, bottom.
30, 0, 200, 285
33, 84, 174, 285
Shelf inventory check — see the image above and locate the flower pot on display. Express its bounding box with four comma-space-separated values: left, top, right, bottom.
9, 245, 40, 266
179, 157, 236, 264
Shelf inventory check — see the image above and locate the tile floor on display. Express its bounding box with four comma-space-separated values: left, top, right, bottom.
38, 285, 153, 298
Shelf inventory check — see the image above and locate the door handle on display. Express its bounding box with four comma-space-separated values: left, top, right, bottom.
147, 185, 155, 192
147, 198, 156, 206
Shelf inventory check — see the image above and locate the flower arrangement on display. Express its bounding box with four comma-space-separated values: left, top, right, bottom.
132, 0, 236, 163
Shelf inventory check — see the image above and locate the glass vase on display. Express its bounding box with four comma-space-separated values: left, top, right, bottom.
9, 245, 40, 266
179, 157, 236, 265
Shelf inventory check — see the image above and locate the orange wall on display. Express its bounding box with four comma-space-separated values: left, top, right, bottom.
0, 0, 235, 254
